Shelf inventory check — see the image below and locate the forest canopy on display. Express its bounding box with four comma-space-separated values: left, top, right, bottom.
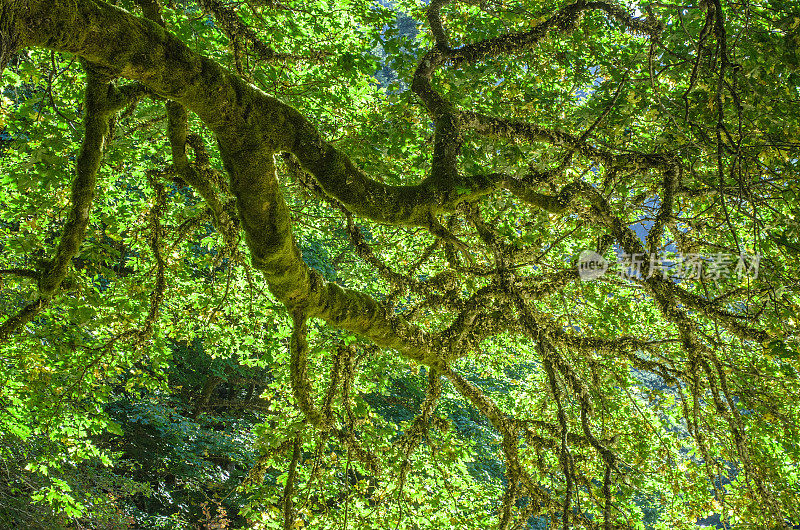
1, 0, 800, 528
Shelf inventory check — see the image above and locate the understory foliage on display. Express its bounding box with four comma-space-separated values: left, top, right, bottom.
1, 0, 799, 528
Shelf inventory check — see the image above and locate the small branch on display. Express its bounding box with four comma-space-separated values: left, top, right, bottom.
282, 436, 302, 530
199, 0, 324, 65
0, 268, 38, 279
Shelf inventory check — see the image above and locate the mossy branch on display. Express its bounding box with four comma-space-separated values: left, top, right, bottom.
0, 62, 117, 342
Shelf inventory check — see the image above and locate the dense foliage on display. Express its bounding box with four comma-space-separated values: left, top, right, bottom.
1, 0, 799, 528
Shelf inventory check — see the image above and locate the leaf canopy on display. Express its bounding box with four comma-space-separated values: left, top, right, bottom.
1, 0, 799, 528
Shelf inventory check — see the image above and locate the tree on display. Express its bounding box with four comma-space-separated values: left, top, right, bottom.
1, 0, 799, 527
